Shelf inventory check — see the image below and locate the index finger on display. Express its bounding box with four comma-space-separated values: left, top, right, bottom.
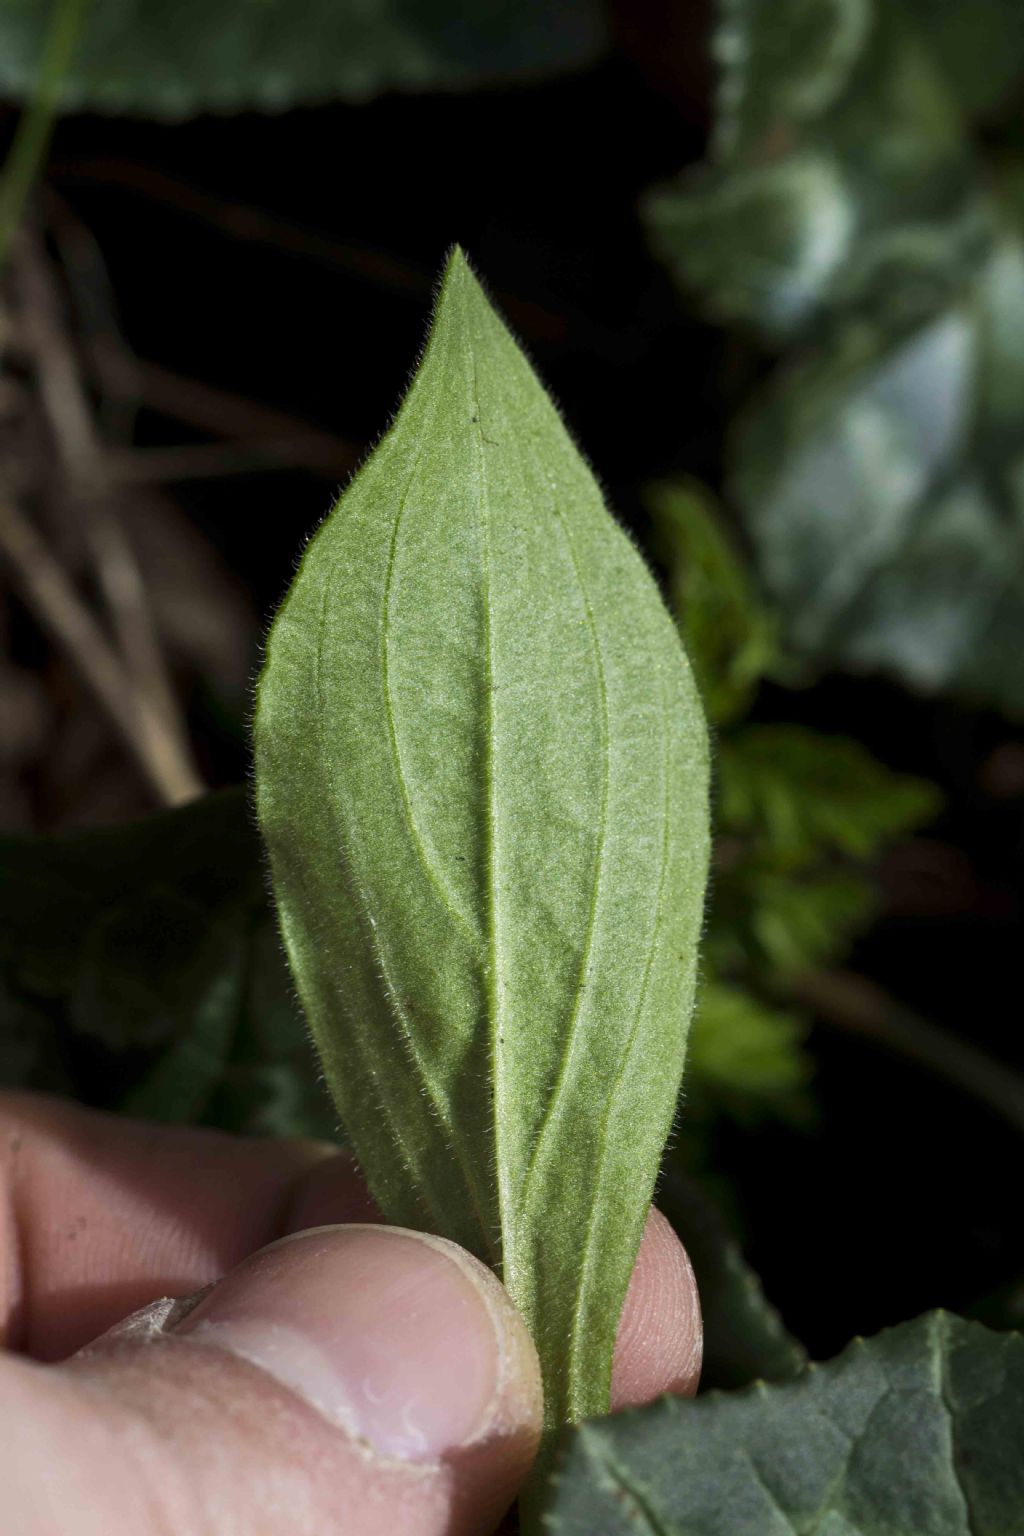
0, 1090, 375, 1359
0, 1091, 701, 1405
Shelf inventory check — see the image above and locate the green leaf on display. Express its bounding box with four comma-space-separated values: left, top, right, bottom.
710, 864, 875, 978
545, 1312, 1024, 1533
904, 0, 1024, 115
730, 244, 1024, 713
0, 790, 337, 1141
714, 0, 873, 162
645, 0, 1024, 714
687, 980, 812, 1117
646, 479, 781, 725
254, 248, 711, 1432
0, 0, 608, 117
705, 726, 938, 990
717, 724, 942, 863
657, 1164, 808, 1390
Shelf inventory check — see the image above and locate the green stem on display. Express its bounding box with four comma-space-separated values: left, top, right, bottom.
0, 0, 89, 273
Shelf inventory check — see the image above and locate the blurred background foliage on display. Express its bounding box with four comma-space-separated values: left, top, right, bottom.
1, 0, 1023, 1369
646, 0, 1024, 713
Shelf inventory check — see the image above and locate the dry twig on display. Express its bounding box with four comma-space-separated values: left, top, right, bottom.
7, 231, 203, 804
0, 498, 200, 805
792, 967, 1024, 1139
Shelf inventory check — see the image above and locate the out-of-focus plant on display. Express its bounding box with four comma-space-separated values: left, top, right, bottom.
0, 0, 607, 118
644, 0, 1024, 716
647, 479, 942, 1137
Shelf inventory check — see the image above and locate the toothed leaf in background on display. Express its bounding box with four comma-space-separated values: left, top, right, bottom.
0, 0, 607, 117
254, 249, 711, 1434
544, 1312, 1024, 1534
687, 980, 813, 1122
717, 724, 942, 864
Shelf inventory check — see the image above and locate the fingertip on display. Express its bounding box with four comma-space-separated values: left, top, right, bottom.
611, 1208, 702, 1410
64, 1225, 543, 1536
172, 1225, 542, 1473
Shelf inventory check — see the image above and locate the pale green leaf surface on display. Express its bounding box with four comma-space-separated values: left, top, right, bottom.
710, 866, 874, 979
254, 249, 711, 1428
0, 0, 607, 117
544, 1312, 1024, 1534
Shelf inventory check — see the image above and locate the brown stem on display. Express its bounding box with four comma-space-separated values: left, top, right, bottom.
104, 437, 356, 485
791, 968, 1024, 1139
0, 500, 200, 805
11, 232, 203, 804
117, 359, 358, 469
49, 159, 569, 342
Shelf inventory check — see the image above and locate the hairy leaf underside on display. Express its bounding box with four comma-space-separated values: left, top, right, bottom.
255, 250, 710, 1428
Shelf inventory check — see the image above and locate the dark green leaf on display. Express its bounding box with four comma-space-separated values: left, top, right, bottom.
717, 724, 941, 863
713, 0, 873, 162
904, 0, 1024, 115
645, 0, 1024, 713
709, 864, 874, 978
0, 0, 608, 117
255, 249, 711, 1431
705, 724, 936, 986
545, 1312, 1024, 1534
0, 790, 336, 1140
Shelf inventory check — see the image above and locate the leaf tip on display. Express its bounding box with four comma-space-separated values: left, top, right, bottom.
440, 241, 474, 288
439, 243, 498, 312
432, 244, 497, 350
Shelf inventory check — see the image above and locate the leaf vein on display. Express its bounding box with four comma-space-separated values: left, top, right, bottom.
498, 408, 613, 1221
316, 570, 490, 1247
469, 350, 507, 1274
311, 579, 434, 1212
935, 1311, 978, 1536
565, 632, 674, 1407
381, 438, 484, 951
590, 1434, 675, 1536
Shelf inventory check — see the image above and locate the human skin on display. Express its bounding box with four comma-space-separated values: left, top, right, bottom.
0, 1091, 702, 1536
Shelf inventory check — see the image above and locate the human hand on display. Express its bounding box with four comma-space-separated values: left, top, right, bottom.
0, 1092, 702, 1535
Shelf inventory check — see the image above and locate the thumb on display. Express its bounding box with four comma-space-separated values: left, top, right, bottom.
0, 1226, 543, 1536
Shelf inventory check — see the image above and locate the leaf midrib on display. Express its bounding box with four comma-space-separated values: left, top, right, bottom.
469, 346, 509, 1281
